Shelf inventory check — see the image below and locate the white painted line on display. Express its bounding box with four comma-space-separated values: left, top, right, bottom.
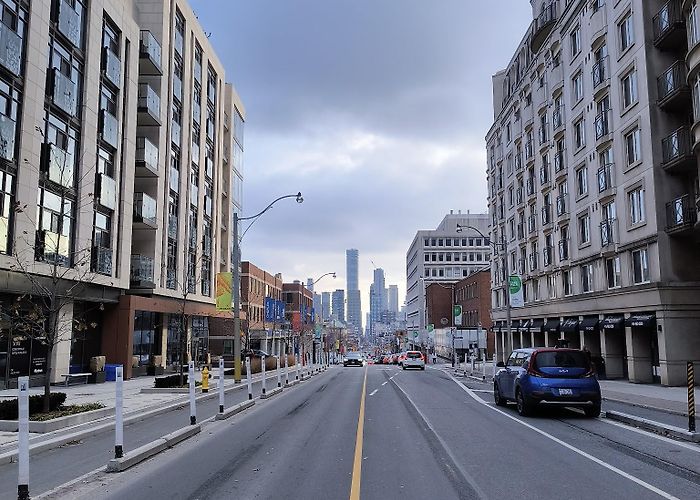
447, 373, 679, 500
601, 418, 700, 454
389, 376, 395, 380
369, 389, 378, 396
381, 382, 388, 386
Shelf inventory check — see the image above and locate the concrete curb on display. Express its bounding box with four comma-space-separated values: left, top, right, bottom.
106, 424, 201, 472
0, 406, 114, 433
214, 400, 255, 420
285, 380, 299, 387
602, 396, 697, 418
260, 387, 283, 400
140, 387, 202, 394
605, 410, 700, 443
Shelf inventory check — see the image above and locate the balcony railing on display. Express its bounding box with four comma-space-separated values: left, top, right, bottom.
133, 192, 157, 228
556, 195, 568, 217
139, 30, 162, 75
100, 109, 119, 149
0, 113, 15, 162
592, 56, 609, 89
0, 22, 22, 76
52, 69, 77, 117
558, 239, 569, 261
653, 0, 686, 50
529, 252, 538, 271
543, 246, 553, 267
171, 121, 181, 146
97, 173, 116, 211
58, 0, 81, 48
597, 163, 614, 193
661, 127, 695, 172
657, 61, 689, 109
130, 254, 155, 288
541, 204, 552, 226
138, 83, 161, 126
516, 187, 524, 205
102, 47, 120, 88
594, 109, 611, 140
600, 218, 616, 247
531, 2, 557, 53
526, 178, 535, 196
666, 194, 698, 234
136, 137, 159, 176
92, 246, 113, 276
553, 106, 564, 130
168, 216, 178, 240
554, 150, 565, 173
527, 214, 537, 234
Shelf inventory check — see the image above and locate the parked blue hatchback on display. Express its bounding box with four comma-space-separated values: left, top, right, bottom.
493, 348, 601, 417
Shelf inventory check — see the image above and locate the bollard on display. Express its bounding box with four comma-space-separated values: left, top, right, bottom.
688, 361, 696, 433
246, 357, 253, 400
189, 361, 196, 425
482, 355, 487, 379
115, 365, 124, 458
17, 376, 29, 500
285, 353, 290, 386
202, 366, 209, 393
277, 356, 282, 388
218, 357, 225, 414
261, 355, 267, 396
492, 354, 497, 381
296, 354, 300, 381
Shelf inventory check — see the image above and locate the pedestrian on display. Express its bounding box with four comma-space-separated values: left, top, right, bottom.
432, 353, 437, 365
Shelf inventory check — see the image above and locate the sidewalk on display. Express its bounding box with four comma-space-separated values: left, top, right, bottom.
599, 379, 699, 416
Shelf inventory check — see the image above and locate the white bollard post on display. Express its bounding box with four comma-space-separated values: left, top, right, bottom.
261, 355, 267, 396
115, 365, 124, 458
17, 376, 29, 500
493, 354, 497, 381
471, 355, 475, 373
482, 353, 487, 379
246, 357, 253, 400
285, 353, 289, 386
296, 354, 300, 381
218, 357, 225, 413
277, 355, 281, 388
189, 361, 196, 425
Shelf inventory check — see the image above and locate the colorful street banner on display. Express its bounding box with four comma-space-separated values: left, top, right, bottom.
453, 305, 463, 326
509, 275, 524, 308
265, 297, 275, 322
215, 272, 232, 311
276, 300, 285, 321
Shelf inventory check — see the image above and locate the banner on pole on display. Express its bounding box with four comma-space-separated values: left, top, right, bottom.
509, 275, 524, 308
215, 272, 233, 311
453, 305, 463, 326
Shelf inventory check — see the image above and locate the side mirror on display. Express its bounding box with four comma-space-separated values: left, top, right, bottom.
496, 361, 505, 368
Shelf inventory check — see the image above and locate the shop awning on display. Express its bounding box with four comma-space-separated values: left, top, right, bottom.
625, 313, 656, 329
544, 319, 560, 334
601, 315, 624, 331
520, 320, 531, 331
529, 318, 544, 332
581, 316, 600, 332
561, 318, 579, 333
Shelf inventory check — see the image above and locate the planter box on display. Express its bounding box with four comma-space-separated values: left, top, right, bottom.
147, 366, 164, 376
132, 366, 148, 377
89, 371, 106, 384
0, 406, 113, 433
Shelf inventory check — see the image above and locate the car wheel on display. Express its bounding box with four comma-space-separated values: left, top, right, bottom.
402, 366, 406, 370
584, 404, 601, 418
494, 383, 507, 406
515, 388, 534, 417
420, 366, 425, 370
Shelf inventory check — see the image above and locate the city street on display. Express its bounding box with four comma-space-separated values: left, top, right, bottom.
49, 365, 700, 500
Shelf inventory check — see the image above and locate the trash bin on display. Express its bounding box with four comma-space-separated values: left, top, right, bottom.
105, 364, 123, 382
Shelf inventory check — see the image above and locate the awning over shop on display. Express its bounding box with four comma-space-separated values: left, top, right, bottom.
601, 315, 624, 331
544, 319, 560, 334
520, 320, 531, 331
581, 316, 600, 332
529, 318, 544, 332
625, 313, 656, 329
561, 318, 579, 333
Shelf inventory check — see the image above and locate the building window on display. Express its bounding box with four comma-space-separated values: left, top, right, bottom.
631, 248, 650, 284
621, 70, 638, 108
625, 127, 641, 166
573, 117, 585, 150
628, 187, 645, 225
570, 27, 581, 58
581, 264, 594, 293
578, 213, 590, 245
572, 71, 583, 102
691, 3, 700, 48
576, 165, 588, 196
563, 269, 573, 296
619, 12, 634, 52
606, 256, 621, 289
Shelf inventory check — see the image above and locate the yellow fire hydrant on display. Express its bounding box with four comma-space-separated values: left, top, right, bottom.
202, 366, 209, 393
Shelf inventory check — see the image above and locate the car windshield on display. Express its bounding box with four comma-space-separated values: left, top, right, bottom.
534, 351, 589, 369
346, 353, 361, 359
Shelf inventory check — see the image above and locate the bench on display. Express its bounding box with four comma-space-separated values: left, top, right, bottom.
61, 373, 91, 386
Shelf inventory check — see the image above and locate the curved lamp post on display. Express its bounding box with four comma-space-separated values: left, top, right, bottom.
233, 192, 303, 383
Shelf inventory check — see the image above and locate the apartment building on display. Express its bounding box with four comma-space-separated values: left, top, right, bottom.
0, 0, 245, 386
282, 281, 314, 358
486, 0, 700, 385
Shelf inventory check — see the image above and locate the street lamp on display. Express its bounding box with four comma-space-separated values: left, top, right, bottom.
456, 223, 509, 363
233, 192, 303, 383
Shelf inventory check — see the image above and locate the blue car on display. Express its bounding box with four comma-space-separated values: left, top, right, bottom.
493, 348, 601, 417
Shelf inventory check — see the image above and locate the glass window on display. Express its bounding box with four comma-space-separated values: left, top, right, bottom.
578, 213, 590, 244
625, 128, 641, 165
563, 269, 573, 296
628, 187, 645, 225
570, 27, 581, 58
574, 118, 585, 149
621, 70, 638, 108
632, 248, 650, 284
606, 256, 621, 289
576, 165, 587, 196
619, 13, 634, 52
572, 72, 583, 102
581, 264, 594, 293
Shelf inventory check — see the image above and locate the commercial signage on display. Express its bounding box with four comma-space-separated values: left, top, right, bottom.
9, 336, 30, 377
215, 272, 232, 312
509, 275, 524, 308
453, 305, 463, 326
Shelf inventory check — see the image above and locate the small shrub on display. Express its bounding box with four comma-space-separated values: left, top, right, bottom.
0, 392, 67, 420
154, 374, 188, 388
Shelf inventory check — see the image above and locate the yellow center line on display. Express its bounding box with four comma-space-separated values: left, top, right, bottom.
349, 366, 368, 500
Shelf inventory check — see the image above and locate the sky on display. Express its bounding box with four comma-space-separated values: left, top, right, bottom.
190, 0, 532, 315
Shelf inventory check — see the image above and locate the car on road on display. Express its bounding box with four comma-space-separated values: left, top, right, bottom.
402, 351, 425, 370
493, 348, 601, 417
397, 352, 407, 366
343, 352, 364, 367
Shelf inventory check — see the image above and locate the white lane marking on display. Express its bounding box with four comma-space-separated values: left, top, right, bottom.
447, 373, 679, 500
601, 418, 700, 453
381, 382, 388, 386
389, 376, 395, 380
369, 389, 378, 396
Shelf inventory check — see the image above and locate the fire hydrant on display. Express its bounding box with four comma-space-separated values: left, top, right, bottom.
202, 366, 209, 393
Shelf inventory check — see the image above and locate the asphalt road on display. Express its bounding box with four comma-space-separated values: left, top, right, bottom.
31, 365, 700, 499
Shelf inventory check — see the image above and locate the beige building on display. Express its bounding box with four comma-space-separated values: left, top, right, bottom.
0, 0, 244, 386
486, 0, 700, 386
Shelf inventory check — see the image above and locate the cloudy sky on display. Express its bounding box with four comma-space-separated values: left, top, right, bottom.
190, 0, 532, 314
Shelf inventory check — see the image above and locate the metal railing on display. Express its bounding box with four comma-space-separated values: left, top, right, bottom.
600, 218, 616, 247
666, 194, 698, 230
657, 61, 687, 103
592, 56, 609, 89
595, 109, 610, 140
597, 163, 613, 192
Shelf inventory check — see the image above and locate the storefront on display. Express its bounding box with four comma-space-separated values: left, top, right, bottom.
561, 317, 579, 348
544, 318, 561, 346
529, 319, 544, 347
0, 321, 48, 389
626, 313, 658, 384
601, 315, 626, 379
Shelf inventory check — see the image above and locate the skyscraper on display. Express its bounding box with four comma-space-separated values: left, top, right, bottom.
346, 249, 362, 333
321, 291, 331, 321
331, 289, 345, 322
388, 285, 399, 315
369, 268, 386, 333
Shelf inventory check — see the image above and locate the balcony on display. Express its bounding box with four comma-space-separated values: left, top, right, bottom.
600, 218, 617, 248
554, 150, 566, 175
527, 214, 537, 234
543, 246, 553, 267
42, 143, 74, 188
666, 194, 698, 235
552, 106, 564, 132
653, 0, 686, 51
97, 173, 117, 211
661, 127, 695, 173
139, 30, 162, 76
52, 69, 77, 117
168, 216, 178, 240
516, 187, 524, 205
524, 140, 534, 161
541, 204, 552, 226
526, 178, 535, 197
538, 125, 549, 147
539, 166, 550, 186
133, 192, 157, 229
530, 2, 557, 53
136, 137, 159, 177
92, 246, 113, 276
171, 121, 181, 146
102, 47, 120, 88
100, 109, 118, 149
517, 258, 526, 276
556, 195, 568, 217
592, 57, 609, 91
597, 163, 615, 195
558, 239, 570, 261
169, 166, 180, 193
57, 0, 81, 48
130, 254, 155, 289
517, 223, 525, 240
657, 61, 690, 111
594, 109, 611, 141
138, 83, 161, 126
0, 113, 16, 162
514, 153, 523, 172
0, 22, 22, 76
529, 252, 538, 272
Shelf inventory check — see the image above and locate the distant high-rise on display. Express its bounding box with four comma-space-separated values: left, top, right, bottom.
331, 289, 345, 322
313, 293, 322, 322
388, 285, 399, 314
346, 249, 362, 333
321, 291, 331, 321
369, 268, 387, 334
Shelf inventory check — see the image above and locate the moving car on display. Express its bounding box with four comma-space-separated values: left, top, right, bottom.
493, 348, 601, 417
397, 352, 407, 366
343, 352, 364, 367
402, 351, 425, 370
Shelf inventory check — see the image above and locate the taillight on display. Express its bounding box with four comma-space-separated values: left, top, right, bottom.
527, 352, 544, 377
